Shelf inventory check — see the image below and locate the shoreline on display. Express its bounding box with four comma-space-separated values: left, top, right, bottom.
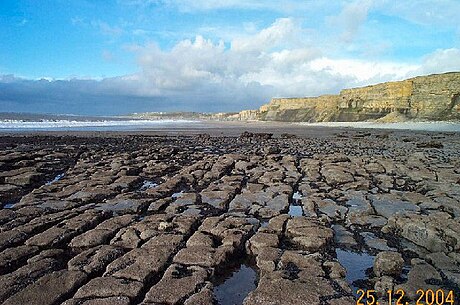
1, 120, 460, 138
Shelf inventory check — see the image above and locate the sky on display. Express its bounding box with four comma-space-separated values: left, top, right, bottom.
1, 0, 460, 115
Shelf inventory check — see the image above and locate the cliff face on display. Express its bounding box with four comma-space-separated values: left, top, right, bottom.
233, 110, 259, 120
410, 73, 460, 119
249, 72, 460, 122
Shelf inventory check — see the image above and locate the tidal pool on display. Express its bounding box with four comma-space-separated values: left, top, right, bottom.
336, 248, 375, 295
2, 202, 15, 209
140, 180, 158, 190
213, 263, 257, 305
45, 173, 65, 185
288, 205, 303, 217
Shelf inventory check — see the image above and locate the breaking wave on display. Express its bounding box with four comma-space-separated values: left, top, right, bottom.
0, 119, 199, 130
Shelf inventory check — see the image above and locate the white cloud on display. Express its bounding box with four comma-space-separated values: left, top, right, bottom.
135, 36, 227, 93
71, 16, 85, 26
377, 0, 460, 28
3, 9, 460, 114
328, 0, 374, 43
309, 57, 417, 82
128, 18, 321, 99
101, 50, 115, 62
132, 29, 149, 36
127, 17, 428, 101
231, 18, 300, 52
121, 0, 340, 13
417, 48, 460, 75
91, 20, 124, 37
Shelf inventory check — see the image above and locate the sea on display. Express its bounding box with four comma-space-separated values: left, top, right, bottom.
1, 113, 460, 132
0, 113, 203, 132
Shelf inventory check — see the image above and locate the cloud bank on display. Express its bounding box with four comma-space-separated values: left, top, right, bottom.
2, 1, 460, 115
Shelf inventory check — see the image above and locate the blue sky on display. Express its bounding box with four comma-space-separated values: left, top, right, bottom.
1, 0, 460, 115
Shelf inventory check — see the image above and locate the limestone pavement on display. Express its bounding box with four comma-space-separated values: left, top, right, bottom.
0, 130, 459, 304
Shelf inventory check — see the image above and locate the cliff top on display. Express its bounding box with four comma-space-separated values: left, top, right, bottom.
271, 71, 460, 101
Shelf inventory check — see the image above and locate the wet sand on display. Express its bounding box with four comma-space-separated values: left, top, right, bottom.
4, 119, 460, 137
0, 123, 459, 305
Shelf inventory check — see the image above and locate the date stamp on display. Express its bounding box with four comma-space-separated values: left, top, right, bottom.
356, 289, 456, 305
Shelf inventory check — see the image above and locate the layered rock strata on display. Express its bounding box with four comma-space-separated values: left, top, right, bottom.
244, 72, 460, 122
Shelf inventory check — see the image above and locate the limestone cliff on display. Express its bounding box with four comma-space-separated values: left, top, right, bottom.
243, 72, 460, 122
231, 110, 260, 120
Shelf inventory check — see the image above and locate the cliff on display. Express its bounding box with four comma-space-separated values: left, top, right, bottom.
245, 72, 460, 122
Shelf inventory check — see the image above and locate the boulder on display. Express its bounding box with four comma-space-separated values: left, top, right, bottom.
373, 251, 404, 276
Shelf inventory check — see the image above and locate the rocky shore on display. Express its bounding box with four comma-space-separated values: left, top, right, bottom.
0, 128, 459, 305
229, 72, 460, 123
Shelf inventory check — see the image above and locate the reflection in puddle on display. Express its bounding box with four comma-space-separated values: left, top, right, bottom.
140, 180, 158, 190
3, 202, 15, 209
96, 199, 141, 214
292, 191, 302, 202
360, 232, 395, 251
260, 220, 269, 228
214, 263, 257, 305
288, 205, 303, 217
172, 191, 184, 198
46, 173, 65, 185
336, 248, 375, 295
289, 191, 303, 217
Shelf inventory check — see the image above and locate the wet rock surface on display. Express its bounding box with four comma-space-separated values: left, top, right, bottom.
0, 131, 459, 304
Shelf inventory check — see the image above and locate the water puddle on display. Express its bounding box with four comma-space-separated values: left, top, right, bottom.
2, 202, 15, 209
140, 180, 158, 191
288, 191, 304, 217
292, 191, 302, 202
45, 173, 65, 185
336, 248, 375, 295
213, 263, 257, 305
171, 190, 184, 198
288, 205, 303, 217
360, 232, 395, 252
260, 219, 269, 228
96, 199, 142, 214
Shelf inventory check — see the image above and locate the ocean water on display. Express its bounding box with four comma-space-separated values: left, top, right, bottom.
0, 119, 202, 132
297, 121, 460, 132
1, 113, 460, 133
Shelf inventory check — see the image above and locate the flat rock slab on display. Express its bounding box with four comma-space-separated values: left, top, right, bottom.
0, 257, 61, 303
3, 270, 87, 305
105, 247, 173, 282
0, 245, 40, 272
68, 245, 126, 275
26, 211, 104, 247
200, 190, 232, 210
244, 275, 334, 305
370, 194, 420, 219
0, 133, 459, 305
143, 264, 209, 304
63, 296, 131, 305
286, 217, 333, 252
395, 259, 442, 300
96, 198, 148, 214
73, 276, 143, 301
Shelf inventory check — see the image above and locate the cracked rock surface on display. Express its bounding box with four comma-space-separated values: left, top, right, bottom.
0, 130, 459, 305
